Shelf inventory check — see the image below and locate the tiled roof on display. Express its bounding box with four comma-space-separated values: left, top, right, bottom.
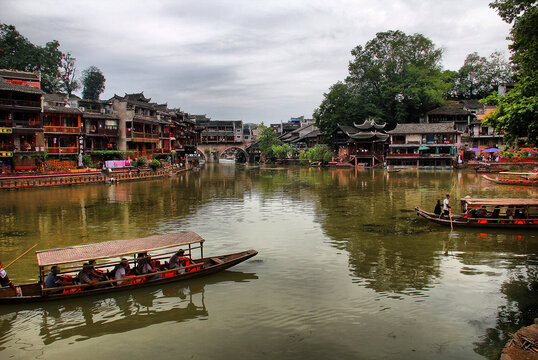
0, 77, 44, 95
0, 69, 39, 81
43, 105, 82, 114
388, 122, 460, 135
427, 102, 472, 116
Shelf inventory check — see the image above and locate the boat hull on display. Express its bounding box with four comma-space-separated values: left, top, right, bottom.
414, 207, 538, 229
482, 175, 538, 186
0, 249, 257, 304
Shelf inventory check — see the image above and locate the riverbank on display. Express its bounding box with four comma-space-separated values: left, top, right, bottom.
0, 167, 189, 190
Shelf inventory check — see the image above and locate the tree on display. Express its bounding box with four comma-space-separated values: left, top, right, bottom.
313, 82, 361, 146
315, 30, 450, 133
0, 23, 63, 93
60, 52, 80, 96
256, 123, 281, 160
451, 51, 514, 99
81, 66, 106, 100
272, 144, 292, 160
484, 0, 538, 146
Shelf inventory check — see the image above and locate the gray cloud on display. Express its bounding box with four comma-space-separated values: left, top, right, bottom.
2, 0, 511, 123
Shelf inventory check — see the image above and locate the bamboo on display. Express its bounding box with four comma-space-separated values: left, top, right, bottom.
4, 244, 38, 270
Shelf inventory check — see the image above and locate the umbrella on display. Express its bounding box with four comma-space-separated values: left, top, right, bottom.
466, 148, 482, 152
482, 148, 500, 152
418, 146, 430, 150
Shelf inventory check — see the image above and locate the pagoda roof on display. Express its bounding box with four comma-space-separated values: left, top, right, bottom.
354, 119, 386, 130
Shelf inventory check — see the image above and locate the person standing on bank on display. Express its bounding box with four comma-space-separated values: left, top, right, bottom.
443, 194, 451, 217
0, 260, 21, 296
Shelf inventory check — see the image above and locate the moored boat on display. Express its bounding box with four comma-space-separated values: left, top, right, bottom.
414, 197, 538, 229
482, 174, 538, 186
0, 232, 257, 304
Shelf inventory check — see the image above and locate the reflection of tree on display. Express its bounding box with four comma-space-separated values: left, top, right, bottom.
473, 265, 538, 360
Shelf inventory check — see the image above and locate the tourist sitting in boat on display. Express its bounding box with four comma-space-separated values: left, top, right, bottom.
491, 206, 501, 219
136, 254, 161, 280
114, 259, 134, 286
169, 250, 189, 274
476, 207, 488, 218
45, 266, 72, 294
88, 260, 108, 281
79, 263, 99, 289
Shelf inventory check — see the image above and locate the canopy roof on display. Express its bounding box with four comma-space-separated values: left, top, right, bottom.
461, 198, 538, 207
36, 232, 204, 267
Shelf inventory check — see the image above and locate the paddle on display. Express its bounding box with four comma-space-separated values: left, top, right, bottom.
4, 244, 38, 270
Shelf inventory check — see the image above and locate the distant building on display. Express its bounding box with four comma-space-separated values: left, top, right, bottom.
197, 119, 243, 144
330, 119, 389, 166
0, 70, 45, 173
387, 122, 462, 167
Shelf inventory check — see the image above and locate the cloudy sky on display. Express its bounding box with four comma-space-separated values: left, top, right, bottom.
2, 0, 511, 124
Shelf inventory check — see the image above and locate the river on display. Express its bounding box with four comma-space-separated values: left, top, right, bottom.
0, 164, 536, 359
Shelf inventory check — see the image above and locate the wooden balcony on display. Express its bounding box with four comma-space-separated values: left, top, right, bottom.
43, 126, 81, 134
0, 98, 41, 109
46, 146, 78, 154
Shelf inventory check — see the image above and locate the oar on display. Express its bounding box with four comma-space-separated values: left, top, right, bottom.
4, 244, 38, 270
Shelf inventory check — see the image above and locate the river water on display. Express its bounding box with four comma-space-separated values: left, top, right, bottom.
0, 165, 536, 359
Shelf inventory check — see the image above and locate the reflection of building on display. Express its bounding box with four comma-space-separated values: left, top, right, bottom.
0, 70, 45, 173
387, 122, 461, 167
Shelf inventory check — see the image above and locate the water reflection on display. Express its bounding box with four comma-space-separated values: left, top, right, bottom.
0, 270, 257, 347
473, 266, 538, 359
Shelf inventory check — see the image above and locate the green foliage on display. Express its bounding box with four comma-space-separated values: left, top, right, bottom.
485, 1, 538, 146
0, 23, 63, 93
313, 82, 361, 146
135, 156, 148, 168
149, 159, 161, 171
81, 66, 106, 100
82, 154, 93, 167
484, 76, 538, 146
271, 144, 292, 159
204, 148, 210, 154
315, 30, 450, 134
451, 51, 514, 99
304, 145, 333, 163
257, 124, 282, 159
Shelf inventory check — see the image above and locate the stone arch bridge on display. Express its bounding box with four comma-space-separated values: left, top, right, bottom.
195, 143, 248, 162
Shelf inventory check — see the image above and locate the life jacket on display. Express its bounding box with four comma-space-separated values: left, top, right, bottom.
180, 257, 200, 272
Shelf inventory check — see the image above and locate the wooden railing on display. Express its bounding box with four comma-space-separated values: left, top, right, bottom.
46, 147, 78, 154
43, 126, 81, 134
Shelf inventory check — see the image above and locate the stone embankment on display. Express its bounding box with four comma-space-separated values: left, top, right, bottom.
0, 167, 188, 190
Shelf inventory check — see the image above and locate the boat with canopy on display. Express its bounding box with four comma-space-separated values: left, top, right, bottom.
414, 197, 538, 229
0, 232, 257, 304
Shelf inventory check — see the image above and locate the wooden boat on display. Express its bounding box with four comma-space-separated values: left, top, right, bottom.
414, 198, 538, 229
0, 232, 257, 304
482, 174, 538, 186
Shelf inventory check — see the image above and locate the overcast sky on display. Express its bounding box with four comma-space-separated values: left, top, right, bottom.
2, 0, 511, 124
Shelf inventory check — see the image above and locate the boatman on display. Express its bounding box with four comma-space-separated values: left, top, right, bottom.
0, 260, 21, 296
443, 194, 451, 217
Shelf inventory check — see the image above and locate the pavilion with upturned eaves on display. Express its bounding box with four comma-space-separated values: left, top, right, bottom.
330, 119, 389, 166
